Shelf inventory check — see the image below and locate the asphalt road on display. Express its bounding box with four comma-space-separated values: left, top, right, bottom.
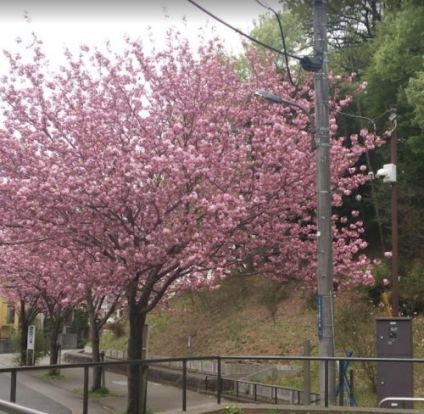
0, 372, 71, 414
0, 353, 221, 413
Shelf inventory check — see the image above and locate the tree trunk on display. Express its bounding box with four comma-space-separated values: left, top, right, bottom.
19, 301, 28, 366
127, 295, 147, 414
48, 319, 61, 375
87, 301, 103, 391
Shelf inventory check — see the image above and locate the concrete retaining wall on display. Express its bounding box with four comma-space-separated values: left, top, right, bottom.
65, 351, 316, 404
83, 346, 276, 379
65, 351, 224, 392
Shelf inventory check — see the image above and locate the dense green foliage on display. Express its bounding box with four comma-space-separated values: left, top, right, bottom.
10, 321, 47, 365
363, 2, 424, 269
250, 0, 424, 313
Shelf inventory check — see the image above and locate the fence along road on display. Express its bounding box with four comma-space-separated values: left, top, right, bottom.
0, 352, 219, 414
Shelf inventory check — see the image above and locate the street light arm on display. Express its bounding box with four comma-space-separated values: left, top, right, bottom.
254, 90, 312, 121
254, 89, 316, 149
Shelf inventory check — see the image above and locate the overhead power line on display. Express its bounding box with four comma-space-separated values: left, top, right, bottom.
254, 0, 294, 86
187, 0, 323, 73
336, 109, 392, 133
186, 0, 302, 61
336, 111, 377, 131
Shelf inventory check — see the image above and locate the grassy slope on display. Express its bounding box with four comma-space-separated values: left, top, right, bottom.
101, 273, 424, 359
147, 275, 318, 357
101, 274, 424, 403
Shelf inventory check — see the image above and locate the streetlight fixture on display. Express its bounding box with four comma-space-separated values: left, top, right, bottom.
254, 90, 316, 150
254, 90, 312, 119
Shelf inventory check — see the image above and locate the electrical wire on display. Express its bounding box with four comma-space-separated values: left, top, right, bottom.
186, 0, 302, 61
336, 111, 376, 132
254, 0, 294, 85
336, 109, 390, 133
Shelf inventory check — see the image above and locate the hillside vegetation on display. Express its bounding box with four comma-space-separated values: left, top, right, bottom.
100, 274, 424, 403
149, 275, 316, 357
102, 274, 424, 359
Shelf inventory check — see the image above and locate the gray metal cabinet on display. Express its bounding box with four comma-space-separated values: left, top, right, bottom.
376, 318, 413, 408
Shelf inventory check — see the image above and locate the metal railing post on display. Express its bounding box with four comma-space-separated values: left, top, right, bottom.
182, 359, 187, 412
217, 357, 222, 405
10, 371, 16, 403
349, 369, 354, 398
324, 359, 329, 407
302, 340, 311, 405
83, 366, 89, 414
338, 359, 344, 406
254, 383, 257, 401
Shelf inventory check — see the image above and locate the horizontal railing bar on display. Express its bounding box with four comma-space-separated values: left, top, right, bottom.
0, 354, 422, 375
379, 397, 424, 407
0, 356, 221, 373
0, 399, 47, 414
220, 376, 303, 392
219, 355, 424, 363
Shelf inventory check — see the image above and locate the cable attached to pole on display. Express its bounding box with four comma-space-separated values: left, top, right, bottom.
186, 0, 302, 61
254, 0, 294, 85
187, 0, 323, 72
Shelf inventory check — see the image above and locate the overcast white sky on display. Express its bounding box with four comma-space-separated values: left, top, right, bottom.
0, 0, 281, 68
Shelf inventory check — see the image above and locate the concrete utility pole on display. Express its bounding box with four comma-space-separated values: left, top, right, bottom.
313, 0, 336, 405
390, 111, 399, 316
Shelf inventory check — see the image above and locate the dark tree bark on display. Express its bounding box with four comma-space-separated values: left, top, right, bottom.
125, 266, 185, 414
127, 294, 147, 414
19, 301, 29, 365
18, 299, 38, 366
89, 313, 102, 391
48, 317, 62, 375
86, 289, 119, 391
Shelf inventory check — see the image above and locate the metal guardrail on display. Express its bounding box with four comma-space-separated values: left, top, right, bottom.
378, 397, 424, 407
1, 355, 424, 413
208, 375, 314, 405
0, 399, 47, 414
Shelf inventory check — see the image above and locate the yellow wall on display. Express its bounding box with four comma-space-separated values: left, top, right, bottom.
0, 298, 18, 339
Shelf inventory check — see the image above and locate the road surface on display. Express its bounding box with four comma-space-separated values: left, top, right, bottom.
0, 353, 220, 413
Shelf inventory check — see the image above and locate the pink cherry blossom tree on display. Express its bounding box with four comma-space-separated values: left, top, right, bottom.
0, 237, 120, 386
0, 34, 382, 413
0, 242, 83, 373
68, 247, 123, 391
0, 269, 41, 366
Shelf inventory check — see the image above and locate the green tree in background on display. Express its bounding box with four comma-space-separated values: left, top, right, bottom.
250, 7, 307, 55
365, 1, 424, 264
249, 0, 424, 312
236, 7, 307, 82
407, 73, 424, 131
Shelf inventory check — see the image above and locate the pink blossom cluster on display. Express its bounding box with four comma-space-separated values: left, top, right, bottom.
0, 35, 383, 313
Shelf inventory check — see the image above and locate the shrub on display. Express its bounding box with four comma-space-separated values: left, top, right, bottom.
223, 405, 243, 414
335, 291, 377, 393
105, 319, 126, 338
399, 263, 424, 314
10, 321, 48, 365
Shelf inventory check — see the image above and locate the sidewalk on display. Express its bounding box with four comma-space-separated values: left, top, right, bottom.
0, 353, 120, 413
0, 351, 220, 413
